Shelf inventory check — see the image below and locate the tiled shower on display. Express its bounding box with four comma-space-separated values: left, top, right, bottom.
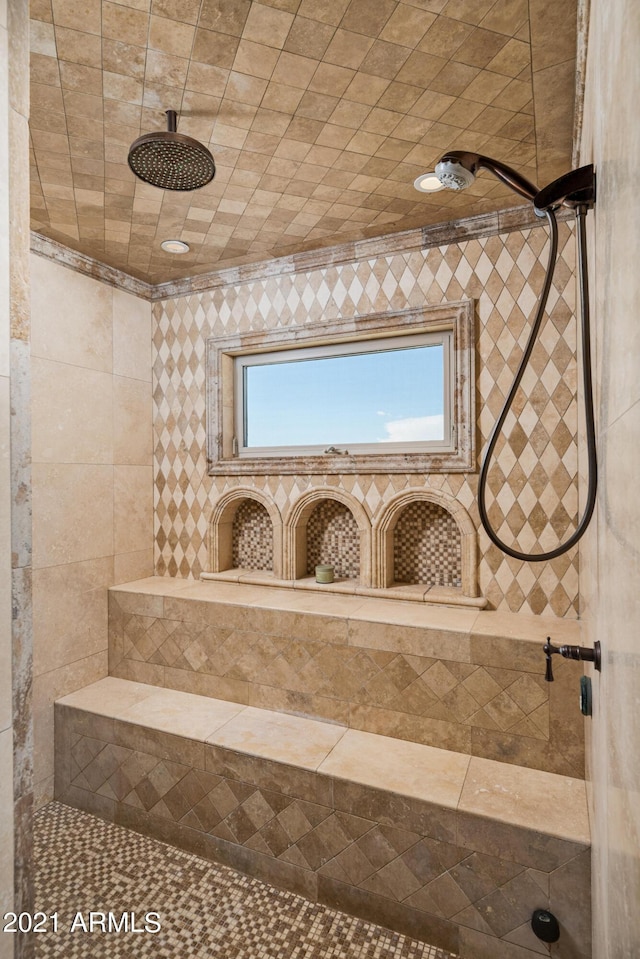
2, 0, 640, 956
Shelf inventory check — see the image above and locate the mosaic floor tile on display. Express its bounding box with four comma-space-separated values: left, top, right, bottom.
33, 802, 457, 959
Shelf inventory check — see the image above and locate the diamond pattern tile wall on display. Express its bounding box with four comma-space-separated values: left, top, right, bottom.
153, 221, 579, 616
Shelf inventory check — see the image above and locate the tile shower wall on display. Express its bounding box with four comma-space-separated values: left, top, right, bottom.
30, 255, 154, 806
579, 1, 640, 956
154, 222, 579, 617
2, 2, 33, 953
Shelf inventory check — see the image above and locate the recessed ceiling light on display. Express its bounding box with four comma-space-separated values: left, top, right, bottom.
161, 239, 190, 254
413, 172, 445, 193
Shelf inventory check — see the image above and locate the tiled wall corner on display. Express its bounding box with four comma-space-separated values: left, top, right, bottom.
579, 1, 640, 956
3, 0, 33, 951
30, 254, 154, 805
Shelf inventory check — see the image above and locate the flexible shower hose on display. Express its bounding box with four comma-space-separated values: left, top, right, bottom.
477, 205, 597, 561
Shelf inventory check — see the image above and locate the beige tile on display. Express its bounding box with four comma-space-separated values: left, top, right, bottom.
114, 549, 154, 584
472, 609, 580, 644
110, 575, 192, 596
348, 619, 471, 664
164, 666, 251, 707
119, 688, 246, 739
31, 255, 113, 371
208, 705, 347, 769
112, 658, 165, 687
32, 463, 114, 567
54, 26, 102, 68
0, 379, 10, 733
113, 375, 151, 465
148, 14, 195, 58
33, 650, 108, 784
32, 357, 113, 464
248, 684, 351, 727
319, 728, 470, 808
0, 728, 13, 916
348, 598, 478, 632
114, 465, 152, 554
51, 0, 102, 34
112, 288, 151, 381
32, 556, 113, 677
241, 3, 294, 49
56, 676, 158, 715
459, 757, 590, 844
102, 0, 149, 45
349, 703, 472, 754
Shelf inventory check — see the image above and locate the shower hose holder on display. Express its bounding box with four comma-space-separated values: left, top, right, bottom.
543, 637, 601, 682
533, 164, 595, 213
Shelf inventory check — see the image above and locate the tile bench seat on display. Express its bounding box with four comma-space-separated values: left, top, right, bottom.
55, 677, 591, 959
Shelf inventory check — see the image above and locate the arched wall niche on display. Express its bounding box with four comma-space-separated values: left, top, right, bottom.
283, 488, 372, 585
208, 487, 283, 578
372, 489, 478, 597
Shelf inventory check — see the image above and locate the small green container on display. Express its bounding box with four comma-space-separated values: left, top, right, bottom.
315, 565, 334, 584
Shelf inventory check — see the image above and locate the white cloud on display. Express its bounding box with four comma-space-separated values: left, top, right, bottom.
380, 415, 444, 442
376, 410, 387, 416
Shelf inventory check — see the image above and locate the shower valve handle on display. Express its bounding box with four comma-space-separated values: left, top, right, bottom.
543, 637, 601, 682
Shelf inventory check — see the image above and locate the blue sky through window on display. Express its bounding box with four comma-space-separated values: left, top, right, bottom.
244, 344, 444, 447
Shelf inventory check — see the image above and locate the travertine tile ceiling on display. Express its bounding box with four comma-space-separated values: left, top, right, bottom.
29, 0, 576, 283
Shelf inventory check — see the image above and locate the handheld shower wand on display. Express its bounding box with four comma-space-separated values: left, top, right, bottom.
435, 151, 539, 203
434, 151, 597, 562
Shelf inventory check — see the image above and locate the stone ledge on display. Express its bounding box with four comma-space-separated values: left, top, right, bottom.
201, 570, 489, 609
112, 576, 580, 651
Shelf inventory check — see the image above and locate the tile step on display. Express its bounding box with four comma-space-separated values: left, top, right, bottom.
57, 676, 589, 848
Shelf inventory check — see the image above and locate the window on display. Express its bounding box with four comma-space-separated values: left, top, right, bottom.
206, 301, 475, 475
235, 331, 453, 456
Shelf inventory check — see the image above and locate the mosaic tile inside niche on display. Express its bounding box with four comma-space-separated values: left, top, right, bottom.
153, 223, 579, 616
232, 499, 273, 572
393, 502, 462, 588
35, 803, 456, 959
306, 500, 360, 580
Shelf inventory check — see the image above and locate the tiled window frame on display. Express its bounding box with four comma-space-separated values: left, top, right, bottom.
206, 301, 475, 475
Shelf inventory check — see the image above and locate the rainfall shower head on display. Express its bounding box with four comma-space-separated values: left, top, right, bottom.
128, 110, 216, 191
